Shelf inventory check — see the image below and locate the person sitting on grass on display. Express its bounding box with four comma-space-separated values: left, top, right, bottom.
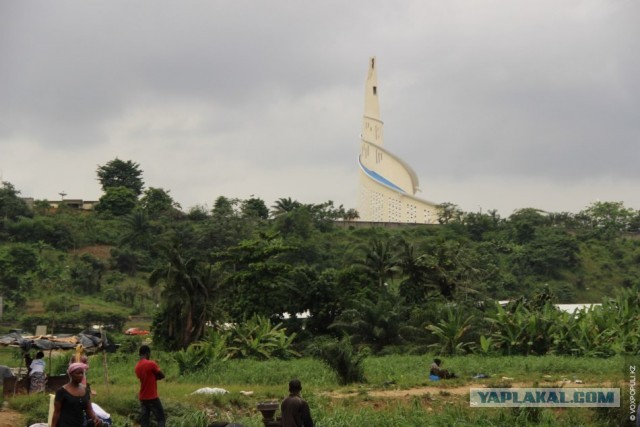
430, 358, 456, 379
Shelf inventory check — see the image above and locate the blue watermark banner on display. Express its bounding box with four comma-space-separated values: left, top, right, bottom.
470, 388, 620, 407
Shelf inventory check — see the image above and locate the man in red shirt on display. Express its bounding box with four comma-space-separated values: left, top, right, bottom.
135, 345, 166, 427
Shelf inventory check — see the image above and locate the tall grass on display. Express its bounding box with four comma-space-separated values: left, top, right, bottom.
183, 358, 338, 387
5, 353, 632, 426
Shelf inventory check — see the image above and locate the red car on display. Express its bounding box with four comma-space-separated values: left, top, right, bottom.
124, 327, 150, 335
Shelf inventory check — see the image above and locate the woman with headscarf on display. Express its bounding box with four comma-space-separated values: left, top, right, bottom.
51, 362, 103, 427
69, 354, 90, 387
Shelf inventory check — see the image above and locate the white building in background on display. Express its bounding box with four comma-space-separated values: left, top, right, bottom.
357, 57, 439, 224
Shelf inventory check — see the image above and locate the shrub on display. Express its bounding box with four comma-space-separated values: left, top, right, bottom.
206, 315, 300, 361
118, 334, 145, 354
173, 342, 215, 375
308, 336, 367, 384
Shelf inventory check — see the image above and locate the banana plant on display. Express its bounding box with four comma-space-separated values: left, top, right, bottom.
426, 307, 475, 355
223, 315, 299, 360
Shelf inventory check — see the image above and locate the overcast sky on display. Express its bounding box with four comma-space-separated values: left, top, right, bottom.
1, 1, 639, 216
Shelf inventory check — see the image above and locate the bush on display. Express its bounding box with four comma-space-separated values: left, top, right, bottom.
173, 342, 216, 375
118, 334, 145, 354
205, 315, 300, 361
308, 336, 368, 384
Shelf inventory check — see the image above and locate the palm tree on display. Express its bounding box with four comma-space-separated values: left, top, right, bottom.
426, 307, 475, 355
397, 241, 431, 303
330, 296, 407, 352
357, 239, 399, 288
149, 242, 221, 349
270, 197, 302, 218
342, 209, 360, 221
120, 209, 152, 249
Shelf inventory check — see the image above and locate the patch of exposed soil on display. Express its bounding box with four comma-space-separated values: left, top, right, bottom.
0, 409, 25, 427
70, 245, 113, 260
325, 383, 487, 399
325, 381, 613, 400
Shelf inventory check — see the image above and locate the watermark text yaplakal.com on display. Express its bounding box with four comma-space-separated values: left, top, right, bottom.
470, 388, 620, 408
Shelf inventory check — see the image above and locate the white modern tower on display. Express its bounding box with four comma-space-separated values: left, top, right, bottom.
357, 57, 439, 223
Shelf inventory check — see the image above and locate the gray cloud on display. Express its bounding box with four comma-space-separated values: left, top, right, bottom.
1, 0, 639, 215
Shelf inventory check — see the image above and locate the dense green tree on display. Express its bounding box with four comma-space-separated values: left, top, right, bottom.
140, 187, 181, 218
307, 201, 344, 232
110, 247, 147, 275
95, 186, 138, 216
463, 210, 502, 241
272, 207, 315, 239
219, 232, 292, 320
199, 196, 251, 252
510, 227, 579, 278
508, 208, 550, 243
5, 216, 75, 249
436, 202, 464, 224
301, 268, 340, 335
579, 201, 637, 239
0, 244, 38, 308
186, 204, 209, 221
212, 196, 238, 218
0, 181, 31, 221
241, 196, 269, 219
69, 253, 106, 294
420, 238, 499, 300
96, 158, 145, 196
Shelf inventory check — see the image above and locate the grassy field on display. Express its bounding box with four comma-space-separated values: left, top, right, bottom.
3, 350, 638, 426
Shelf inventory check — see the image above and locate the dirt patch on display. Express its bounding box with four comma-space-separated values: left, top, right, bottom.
325, 381, 613, 400
325, 384, 485, 399
70, 245, 113, 260
0, 409, 25, 427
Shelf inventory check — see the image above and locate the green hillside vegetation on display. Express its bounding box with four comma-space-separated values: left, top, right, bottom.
1, 159, 640, 425
2, 161, 640, 350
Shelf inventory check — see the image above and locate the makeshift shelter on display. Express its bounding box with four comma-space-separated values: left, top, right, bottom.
0, 331, 107, 352
0, 330, 114, 398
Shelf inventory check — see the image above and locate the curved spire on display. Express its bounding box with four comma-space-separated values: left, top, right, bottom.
357, 57, 439, 223
361, 57, 383, 147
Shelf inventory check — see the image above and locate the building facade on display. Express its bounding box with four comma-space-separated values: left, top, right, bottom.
357, 57, 439, 224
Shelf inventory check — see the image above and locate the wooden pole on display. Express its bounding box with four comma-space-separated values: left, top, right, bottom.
14, 350, 26, 397
100, 328, 110, 396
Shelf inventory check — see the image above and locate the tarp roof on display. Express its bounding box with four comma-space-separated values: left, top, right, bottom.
0, 332, 105, 351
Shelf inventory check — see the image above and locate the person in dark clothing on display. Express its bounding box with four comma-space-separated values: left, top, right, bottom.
281, 379, 314, 427
51, 362, 103, 427
430, 358, 456, 379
